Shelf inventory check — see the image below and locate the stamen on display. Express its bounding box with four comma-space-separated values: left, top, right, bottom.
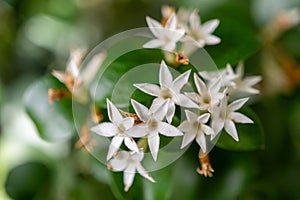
119, 110, 143, 124
48, 88, 71, 104
175, 52, 189, 65
196, 151, 214, 177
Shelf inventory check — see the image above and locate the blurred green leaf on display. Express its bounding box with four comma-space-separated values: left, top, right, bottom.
215, 106, 264, 151
205, 0, 262, 68
23, 75, 75, 141
94, 49, 164, 107
5, 162, 51, 200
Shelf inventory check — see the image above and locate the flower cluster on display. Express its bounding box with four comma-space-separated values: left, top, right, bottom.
91, 58, 260, 190
144, 6, 221, 56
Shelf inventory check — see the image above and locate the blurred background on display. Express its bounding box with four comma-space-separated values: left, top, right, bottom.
1, 0, 300, 199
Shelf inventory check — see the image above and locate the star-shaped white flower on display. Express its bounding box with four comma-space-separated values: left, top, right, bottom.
127, 99, 183, 161
134, 60, 198, 123
226, 62, 262, 95
185, 73, 224, 111
181, 10, 220, 52
91, 99, 139, 160
108, 149, 155, 192
179, 110, 214, 152
211, 97, 253, 141
143, 13, 185, 51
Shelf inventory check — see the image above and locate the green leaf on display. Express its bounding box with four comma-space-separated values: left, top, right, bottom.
23, 75, 75, 141
215, 106, 264, 151
5, 162, 51, 200
204, 0, 262, 68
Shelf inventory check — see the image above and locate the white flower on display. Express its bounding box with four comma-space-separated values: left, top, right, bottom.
91, 99, 139, 160
127, 99, 183, 161
226, 62, 262, 95
179, 110, 214, 152
134, 60, 198, 123
52, 48, 106, 103
185, 73, 224, 111
143, 13, 185, 51
211, 97, 253, 141
108, 149, 155, 192
181, 10, 220, 52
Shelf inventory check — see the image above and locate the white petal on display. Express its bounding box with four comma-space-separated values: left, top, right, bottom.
126, 124, 148, 137
124, 164, 136, 192
81, 52, 106, 85
212, 118, 224, 136
194, 73, 207, 96
124, 137, 139, 152
120, 117, 135, 130
52, 70, 66, 83
202, 125, 214, 136
159, 122, 183, 136
146, 16, 163, 37
172, 70, 191, 93
244, 76, 262, 86
176, 94, 199, 108
107, 99, 123, 124
109, 151, 129, 172
208, 77, 221, 94
204, 35, 221, 45
162, 42, 176, 52
143, 39, 165, 49
189, 10, 200, 30
196, 133, 207, 152
202, 19, 220, 34
166, 102, 176, 123
224, 120, 239, 141
178, 121, 192, 132
181, 132, 196, 149
107, 136, 124, 160
148, 133, 160, 161
166, 13, 177, 30
136, 163, 155, 183
185, 110, 197, 121
197, 113, 210, 124
131, 99, 149, 122
228, 98, 249, 111
160, 60, 173, 88
90, 123, 117, 137
134, 83, 160, 97
152, 100, 169, 121
184, 92, 199, 102
230, 112, 253, 124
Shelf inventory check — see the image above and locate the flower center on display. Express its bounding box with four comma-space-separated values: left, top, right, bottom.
148, 118, 158, 131
202, 93, 211, 104
160, 88, 173, 100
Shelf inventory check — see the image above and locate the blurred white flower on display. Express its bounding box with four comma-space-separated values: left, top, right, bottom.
180, 10, 220, 55
91, 99, 139, 160
143, 13, 185, 51
52, 48, 106, 103
226, 62, 262, 95
179, 110, 214, 152
128, 99, 183, 161
108, 149, 155, 192
211, 97, 253, 141
134, 60, 198, 123
185, 73, 224, 111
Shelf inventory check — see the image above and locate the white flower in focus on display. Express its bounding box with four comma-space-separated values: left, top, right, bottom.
185, 73, 224, 111
134, 60, 198, 123
227, 62, 262, 95
91, 99, 139, 160
179, 110, 214, 152
108, 150, 155, 192
143, 13, 185, 51
128, 99, 183, 161
211, 97, 253, 141
181, 10, 221, 52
